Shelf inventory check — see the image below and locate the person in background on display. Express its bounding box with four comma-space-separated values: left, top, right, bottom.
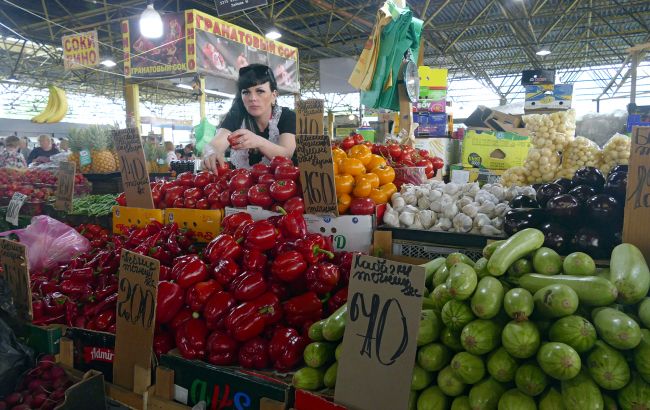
27, 134, 60, 165
165, 141, 178, 164
0, 141, 5, 153
59, 138, 70, 153
181, 143, 195, 160
0, 136, 27, 168
20, 137, 31, 159
202, 64, 296, 171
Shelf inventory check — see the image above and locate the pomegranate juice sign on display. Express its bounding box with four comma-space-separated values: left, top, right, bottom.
335, 255, 424, 410
215, 0, 268, 16
62, 30, 99, 70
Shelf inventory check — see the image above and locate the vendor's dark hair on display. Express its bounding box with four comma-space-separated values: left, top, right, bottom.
225, 64, 278, 127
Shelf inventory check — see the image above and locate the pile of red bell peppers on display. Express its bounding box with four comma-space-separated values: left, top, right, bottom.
29, 222, 196, 332
155, 211, 354, 371
116, 156, 305, 212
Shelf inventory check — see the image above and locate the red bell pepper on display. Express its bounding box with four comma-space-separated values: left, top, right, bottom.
221, 212, 254, 235
305, 262, 340, 295
32, 299, 44, 321
171, 255, 208, 289
165, 185, 185, 208
176, 313, 208, 360
169, 307, 193, 335
185, 280, 222, 312
210, 258, 240, 287
94, 309, 116, 331
295, 234, 334, 264
256, 292, 282, 325
159, 265, 172, 281
268, 280, 291, 301
153, 329, 175, 357
269, 327, 308, 371
335, 251, 357, 286
277, 209, 307, 241
283, 291, 323, 328
229, 271, 267, 302
156, 281, 184, 324
206, 331, 239, 365
238, 337, 270, 369
270, 251, 307, 282
327, 287, 348, 314
244, 220, 277, 251
205, 234, 242, 264
164, 235, 182, 255
242, 249, 267, 273
204, 291, 236, 331
283, 196, 305, 214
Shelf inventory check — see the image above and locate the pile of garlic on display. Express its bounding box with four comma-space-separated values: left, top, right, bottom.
383, 180, 535, 236
600, 133, 631, 174
524, 110, 577, 152
559, 136, 602, 178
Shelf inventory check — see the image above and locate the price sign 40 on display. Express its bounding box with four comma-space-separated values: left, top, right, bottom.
120, 156, 147, 182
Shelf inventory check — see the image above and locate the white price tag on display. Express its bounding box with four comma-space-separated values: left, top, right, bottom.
6, 192, 27, 226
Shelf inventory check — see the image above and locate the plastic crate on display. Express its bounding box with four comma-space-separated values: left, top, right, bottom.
392, 239, 484, 262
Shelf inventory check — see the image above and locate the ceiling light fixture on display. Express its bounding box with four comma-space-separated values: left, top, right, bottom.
176, 83, 193, 90
140, 2, 163, 39
536, 48, 551, 56
204, 89, 236, 98
4, 76, 20, 83
265, 29, 282, 40
348, 114, 356, 121
100, 59, 117, 67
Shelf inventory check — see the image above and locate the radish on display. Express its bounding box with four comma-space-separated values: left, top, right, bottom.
11, 405, 30, 410
39, 355, 56, 369
28, 378, 46, 392
49, 365, 65, 379
21, 394, 33, 408
0, 400, 6, 410
32, 393, 47, 408
50, 387, 66, 402
4, 392, 22, 406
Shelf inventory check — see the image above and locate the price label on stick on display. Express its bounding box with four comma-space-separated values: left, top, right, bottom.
55, 161, 76, 212
335, 255, 425, 410
5, 192, 27, 226
623, 126, 650, 259
113, 249, 159, 392
0, 239, 32, 321
113, 128, 154, 209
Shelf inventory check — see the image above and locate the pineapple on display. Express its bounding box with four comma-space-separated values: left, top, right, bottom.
143, 141, 166, 173
89, 125, 118, 173
67, 127, 92, 173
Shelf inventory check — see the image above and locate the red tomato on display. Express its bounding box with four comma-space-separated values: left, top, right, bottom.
274, 164, 300, 181
229, 170, 254, 190
247, 184, 274, 208
231, 189, 249, 208
341, 136, 356, 151
269, 179, 298, 202
431, 156, 445, 170
349, 197, 375, 215
415, 159, 434, 176
387, 143, 402, 160
418, 149, 430, 158
352, 133, 365, 145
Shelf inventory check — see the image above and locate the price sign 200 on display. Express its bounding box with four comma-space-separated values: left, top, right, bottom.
117, 276, 155, 329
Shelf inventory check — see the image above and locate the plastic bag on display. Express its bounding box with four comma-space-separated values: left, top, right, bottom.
0, 316, 34, 397
0, 215, 90, 272
194, 118, 217, 156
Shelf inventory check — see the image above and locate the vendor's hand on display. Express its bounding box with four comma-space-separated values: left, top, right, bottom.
229, 129, 264, 150
202, 151, 226, 174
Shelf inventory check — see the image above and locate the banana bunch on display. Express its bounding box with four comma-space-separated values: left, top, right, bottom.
31, 85, 68, 123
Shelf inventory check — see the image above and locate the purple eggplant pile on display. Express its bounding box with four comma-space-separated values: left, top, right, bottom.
504, 165, 627, 258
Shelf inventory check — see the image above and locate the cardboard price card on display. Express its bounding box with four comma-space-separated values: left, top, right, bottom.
623, 126, 650, 259
296, 134, 338, 216
335, 255, 425, 410
5, 192, 27, 226
0, 239, 32, 321
55, 161, 76, 212
296, 99, 324, 135
113, 128, 154, 209
113, 249, 159, 392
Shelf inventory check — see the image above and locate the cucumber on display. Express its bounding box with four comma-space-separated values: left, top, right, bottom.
292, 367, 325, 390
483, 240, 505, 259
446, 252, 475, 268
610, 243, 650, 304
593, 307, 642, 350
308, 320, 326, 341
532, 247, 562, 275
324, 362, 338, 388
563, 252, 596, 276
322, 304, 347, 341
335, 343, 342, 360
487, 228, 544, 276
519, 274, 618, 307
421, 257, 446, 289
303, 342, 336, 368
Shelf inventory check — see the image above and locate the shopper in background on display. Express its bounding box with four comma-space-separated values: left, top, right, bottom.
59, 138, 70, 153
0, 136, 27, 168
165, 141, 178, 164
0, 140, 5, 153
202, 64, 296, 171
27, 134, 60, 165
181, 143, 195, 160
20, 137, 31, 159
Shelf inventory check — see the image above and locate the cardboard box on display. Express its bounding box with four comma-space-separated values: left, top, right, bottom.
521, 69, 555, 85
164, 208, 223, 243
525, 84, 573, 110
112, 206, 164, 235
414, 112, 447, 137
450, 164, 504, 185
294, 389, 347, 410
462, 129, 531, 170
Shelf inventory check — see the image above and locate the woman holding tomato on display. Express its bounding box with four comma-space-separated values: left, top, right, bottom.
202, 64, 296, 172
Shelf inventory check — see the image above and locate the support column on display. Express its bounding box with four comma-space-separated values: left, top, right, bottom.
124, 82, 140, 131
327, 111, 334, 139
499, 95, 507, 106
631, 52, 639, 105
199, 77, 206, 120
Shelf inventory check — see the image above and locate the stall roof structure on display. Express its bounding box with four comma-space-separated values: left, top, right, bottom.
0, 0, 648, 104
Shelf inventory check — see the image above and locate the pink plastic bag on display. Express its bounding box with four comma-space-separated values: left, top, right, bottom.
0, 215, 90, 272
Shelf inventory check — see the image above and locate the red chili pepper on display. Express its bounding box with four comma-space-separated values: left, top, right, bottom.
238, 337, 269, 369
32, 299, 44, 321
305, 262, 340, 295
66, 267, 94, 283
94, 309, 116, 331
242, 249, 268, 273
207, 330, 239, 365
169, 307, 193, 335
210, 258, 241, 287
327, 287, 348, 314
126, 228, 148, 247
244, 220, 278, 251
32, 313, 65, 326
295, 234, 335, 264
204, 291, 236, 331
171, 255, 208, 289
64, 299, 79, 327
277, 209, 307, 241
283, 291, 323, 328
156, 281, 184, 324
154, 329, 175, 358
165, 234, 182, 255
116, 192, 127, 206
85, 292, 117, 318
185, 280, 222, 312
149, 246, 174, 266
176, 313, 208, 360
221, 212, 254, 235
205, 234, 242, 264
98, 252, 121, 276
270, 251, 307, 282
60, 280, 92, 297
229, 271, 267, 302
268, 327, 308, 371
146, 220, 164, 236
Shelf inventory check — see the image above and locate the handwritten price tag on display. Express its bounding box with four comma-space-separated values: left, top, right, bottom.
113, 249, 159, 391
5, 192, 27, 226
113, 128, 154, 209
623, 126, 650, 258
55, 161, 76, 212
335, 255, 424, 410
0, 239, 32, 321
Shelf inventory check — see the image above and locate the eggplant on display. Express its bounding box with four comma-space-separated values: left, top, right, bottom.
570, 227, 612, 260
539, 222, 570, 255
585, 194, 622, 224
503, 208, 545, 236
545, 194, 580, 219
537, 183, 564, 208
553, 178, 574, 193
572, 166, 605, 192
603, 171, 627, 201
568, 185, 597, 205
509, 195, 539, 209
609, 164, 628, 175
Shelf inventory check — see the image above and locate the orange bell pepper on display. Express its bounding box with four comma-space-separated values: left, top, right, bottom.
348, 145, 372, 166
358, 173, 379, 189
352, 177, 372, 198
335, 174, 354, 196
342, 158, 366, 176
366, 154, 387, 171
338, 194, 352, 214
380, 182, 397, 198
371, 165, 396, 185
369, 188, 389, 205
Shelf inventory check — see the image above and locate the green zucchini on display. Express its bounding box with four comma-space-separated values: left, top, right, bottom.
308, 320, 326, 342
610, 243, 650, 304
421, 257, 446, 289
322, 304, 347, 341
335, 343, 342, 361
324, 362, 338, 388
519, 274, 618, 307
487, 229, 544, 276
292, 367, 325, 390
303, 342, 337, 368
483, 240, 505, 259
446, 252, 475, 268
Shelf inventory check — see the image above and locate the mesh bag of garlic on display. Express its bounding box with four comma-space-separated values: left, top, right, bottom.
523, 148, 561, 184
600, 133, 631, 174
523, 109, 577, 152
